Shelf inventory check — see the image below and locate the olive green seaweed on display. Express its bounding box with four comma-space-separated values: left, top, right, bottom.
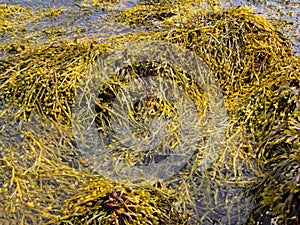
0, 1, 299, 225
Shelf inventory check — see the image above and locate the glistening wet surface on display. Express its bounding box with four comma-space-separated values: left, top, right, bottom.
0, 1, 299, 224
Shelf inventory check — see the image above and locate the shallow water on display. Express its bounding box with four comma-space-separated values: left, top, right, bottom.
2, 0, 299, 54
0, 0, 136, 45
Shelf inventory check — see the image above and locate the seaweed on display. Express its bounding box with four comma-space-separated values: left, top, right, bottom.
0, 1, 299, 225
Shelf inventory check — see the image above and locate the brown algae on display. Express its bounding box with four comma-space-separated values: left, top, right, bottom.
0, 1, 299, 225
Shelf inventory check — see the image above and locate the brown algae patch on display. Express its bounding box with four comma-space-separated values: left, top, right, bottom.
0, 1, 299, 225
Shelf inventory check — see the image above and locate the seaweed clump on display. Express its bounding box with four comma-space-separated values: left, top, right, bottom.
113, 3, 300, 224
0, 39, 108, 121
161, 7, 299, 225
50, 180, 190, 225
0, 1, 299, 225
